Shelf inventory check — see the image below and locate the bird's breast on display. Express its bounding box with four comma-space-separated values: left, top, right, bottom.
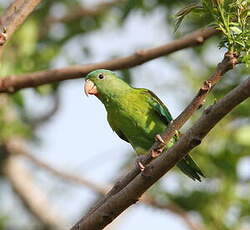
107, 95, 166, 152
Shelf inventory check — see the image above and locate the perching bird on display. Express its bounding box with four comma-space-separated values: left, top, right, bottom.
84, 69, 204, 181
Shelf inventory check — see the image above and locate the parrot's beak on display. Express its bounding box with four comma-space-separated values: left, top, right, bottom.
84, 79, 98, 96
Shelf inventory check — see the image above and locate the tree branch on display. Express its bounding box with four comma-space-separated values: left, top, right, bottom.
0, 0, 43, 57
0, 27, 218, 93
71, 75, 250, 229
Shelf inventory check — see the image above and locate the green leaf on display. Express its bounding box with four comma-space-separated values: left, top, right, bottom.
235, 40, 245, 47
230, 26, 242, 34
175, 2, 203, 32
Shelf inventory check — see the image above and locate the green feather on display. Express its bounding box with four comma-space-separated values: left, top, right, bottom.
85, 69, 204, 181
142, 89, 173, 124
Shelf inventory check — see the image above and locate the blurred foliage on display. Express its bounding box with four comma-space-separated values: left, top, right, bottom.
0, 0, 249, 230
0, 216, 7, 230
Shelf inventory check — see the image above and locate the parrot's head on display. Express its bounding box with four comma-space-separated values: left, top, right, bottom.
84, 69, 131, 100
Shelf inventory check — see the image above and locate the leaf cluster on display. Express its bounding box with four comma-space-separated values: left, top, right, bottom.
176, 0, 250, 64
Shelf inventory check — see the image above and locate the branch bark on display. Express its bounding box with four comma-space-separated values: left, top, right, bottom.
0, 0, 43, 57
0, 27, 218, 93
71, 76, 250, 229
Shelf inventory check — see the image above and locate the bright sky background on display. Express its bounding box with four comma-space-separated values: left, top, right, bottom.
1, 0, 238, 229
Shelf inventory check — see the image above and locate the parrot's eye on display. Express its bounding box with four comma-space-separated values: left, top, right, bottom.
98, 74, 104, 80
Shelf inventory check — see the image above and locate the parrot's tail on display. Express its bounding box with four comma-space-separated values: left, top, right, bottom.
176, 155, 205, 182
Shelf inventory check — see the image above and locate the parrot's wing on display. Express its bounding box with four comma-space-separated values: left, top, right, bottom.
141, 89, 173, 125
107, 114, 129, 143
140, 89, 204, 181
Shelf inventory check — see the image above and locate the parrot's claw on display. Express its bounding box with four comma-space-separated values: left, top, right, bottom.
155, 134, 165, 144
152, 134, 165, 158
138, 161, 145, 171
136, 157, 145, 171
151, 149, 162, 158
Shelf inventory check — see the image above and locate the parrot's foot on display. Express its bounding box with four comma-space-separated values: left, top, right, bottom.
155, 134, 165, 144
151, 134, 165, 158
136, 156, 145, 171
151, 149, 162, 158
138, 161, 145, 171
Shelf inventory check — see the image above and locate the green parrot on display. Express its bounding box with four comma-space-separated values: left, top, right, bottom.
84, 69, 204, 181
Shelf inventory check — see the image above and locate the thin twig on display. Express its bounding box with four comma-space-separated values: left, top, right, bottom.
0, 27, 218, 93
71, 75, 250, 229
